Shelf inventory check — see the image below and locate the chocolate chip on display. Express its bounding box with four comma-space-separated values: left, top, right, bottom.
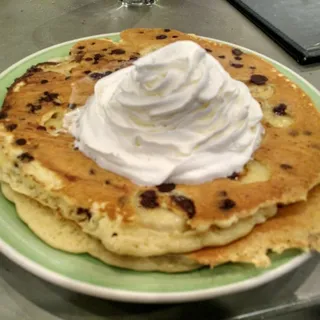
273, 103, 287, 116
172, 35, 178, 38
110, 49, 126, 55
105, 180, 110, 185
89, 73, 103, 80
277, 203, 285, 208
93, 53, 104, 63
2, 103, 11, 112
15, 138, 26, 146
39, 91, 59, 103
303, 130, 312, 136
218, 191, 228, 197
228, 172, 239, 180
89, 169, 95, 175
102, 48, 108, 51
288, 129, 299, 137
36, 125, 46, 131
0, 111, 8, 119
89, 71, 112, 80
83, 70, 91, 74
235, 56, 242, 61
74, 147, 79, 151
77, 50, 84, 54
40, 79, 48, 84
219, 198, 236, 210
130, 55, 139, 61
112, 233, 118, 237
14, 162, 19, 168
156, 35, 167, 40
17, 152, 34, 163
91, 42, 95, 45
76, 207, 91, 219
5, 123, 17, 132
280, 164, 293, 170
164, 28, 171, 32
250, 74, 268, 85
78, 46, 85, 49
27, 65, 41, 73
232, 48, 243, 56
205, 48, 212, 52
231, 63, 243, 68
65, 174, 77, 181
218, 55, 225, 59
156, 183, 176, 193
85, 57, 93, 61
26, 103, 41, 113
140, 190, 159, 209
68, 103, 77, 110
44, 92, 59, 100
249, 66, 256, 69
171, 195, 196, 219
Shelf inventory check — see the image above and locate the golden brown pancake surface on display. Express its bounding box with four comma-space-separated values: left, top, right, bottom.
0, 28, 320, 257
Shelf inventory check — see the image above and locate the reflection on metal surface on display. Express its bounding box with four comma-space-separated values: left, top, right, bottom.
1, 254, 319, 319
120, 0, 156, 6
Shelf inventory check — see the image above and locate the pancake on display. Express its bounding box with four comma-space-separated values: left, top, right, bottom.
1, 183, 201, 272
2, 182, 320, 272
188, 185, 320, 268
0, 28, 320, 257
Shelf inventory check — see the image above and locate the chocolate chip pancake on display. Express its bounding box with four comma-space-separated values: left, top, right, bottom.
0, 28, 320, 258
188, 185, 320, 268
2, 182, 320, 272
1, 183, 201, 272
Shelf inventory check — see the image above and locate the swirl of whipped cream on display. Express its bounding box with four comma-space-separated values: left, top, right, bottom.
64, 41, 264, 186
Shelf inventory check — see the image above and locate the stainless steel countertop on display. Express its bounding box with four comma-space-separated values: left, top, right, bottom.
1, 0, 320, 88
0, 1, 320, 319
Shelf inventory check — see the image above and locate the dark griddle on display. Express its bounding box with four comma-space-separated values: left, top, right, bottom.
227, 0, 320, 65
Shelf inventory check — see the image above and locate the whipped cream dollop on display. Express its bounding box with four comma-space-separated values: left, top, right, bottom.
64, 41, 264, 186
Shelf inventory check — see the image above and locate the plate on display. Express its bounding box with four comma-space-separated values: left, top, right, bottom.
0, 33, 318, 304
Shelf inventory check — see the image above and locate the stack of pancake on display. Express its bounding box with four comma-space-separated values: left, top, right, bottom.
0, 28, 319, 272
